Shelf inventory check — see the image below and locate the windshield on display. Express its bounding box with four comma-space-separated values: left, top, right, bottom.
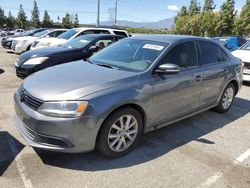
22, 30, 36, 36
62, 36, 93, 49
57, 29, 78, 39
90, 39, 168, 72
240, 41, 250, 50
33, 30, 50, 37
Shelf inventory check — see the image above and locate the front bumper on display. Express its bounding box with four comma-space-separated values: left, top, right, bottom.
12, 43, 25, 53
14, 93, 102, 153
1, 41, 12, 49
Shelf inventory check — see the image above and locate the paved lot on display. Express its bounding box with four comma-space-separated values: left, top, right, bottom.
0, 46, 250, 188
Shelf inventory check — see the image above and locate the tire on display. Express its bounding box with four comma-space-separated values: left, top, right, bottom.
26, 45, 31, 51
96, 107, 143, 158
213, 83, 235, 113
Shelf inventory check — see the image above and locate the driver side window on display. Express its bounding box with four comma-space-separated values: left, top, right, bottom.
162, 42, 198, 68
94, 39, 114, 52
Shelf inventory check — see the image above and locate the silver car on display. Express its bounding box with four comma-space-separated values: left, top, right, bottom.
14, 35, 243, 158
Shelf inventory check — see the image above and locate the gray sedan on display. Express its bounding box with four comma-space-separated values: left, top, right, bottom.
14, 35, 243, 158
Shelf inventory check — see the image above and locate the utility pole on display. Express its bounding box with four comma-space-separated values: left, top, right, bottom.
114, 0, 118, 26
97, 0, 100, 27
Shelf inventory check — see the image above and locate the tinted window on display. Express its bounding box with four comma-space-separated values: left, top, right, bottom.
199, 41, 223, 64
220, 49, 228, 61
57, 29, 78, 39
113, 31, 127, 36
162, 42, 198, 68
237, 37, 247, 47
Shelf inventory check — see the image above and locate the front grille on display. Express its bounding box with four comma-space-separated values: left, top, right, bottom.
19, 88, 43, 110
243, 62, 250, 69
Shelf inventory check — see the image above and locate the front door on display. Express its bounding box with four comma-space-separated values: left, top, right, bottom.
152, 41, 202, 126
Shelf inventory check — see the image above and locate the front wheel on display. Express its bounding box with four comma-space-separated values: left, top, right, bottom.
214, 83, 235, 113
97, 107, 143, 158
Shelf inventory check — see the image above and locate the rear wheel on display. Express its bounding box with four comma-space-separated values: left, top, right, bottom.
214, 83, 235, 113
97, 107, 143, 158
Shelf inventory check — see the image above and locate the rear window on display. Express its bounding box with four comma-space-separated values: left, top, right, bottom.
113, 31, 128, 36
199, 41, 228, 64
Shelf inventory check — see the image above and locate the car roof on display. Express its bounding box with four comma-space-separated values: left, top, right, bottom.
76, 34, 125, 39
129, 34, 211, 44
73, 27, 127, 32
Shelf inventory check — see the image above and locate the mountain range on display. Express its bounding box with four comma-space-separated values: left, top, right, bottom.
99, 17, 175, 29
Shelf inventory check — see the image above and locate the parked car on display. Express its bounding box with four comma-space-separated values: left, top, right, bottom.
232, 41, 250, 82
30, 29, 68, 50
12, 29, 66, 53
14, 35, 242, 157
13, 29, 24, 37
15, 34, 125, 78
33, 27, 129, 49
210, 37, 227, 46
224, 36, 247, 51
1, 29, 47, 50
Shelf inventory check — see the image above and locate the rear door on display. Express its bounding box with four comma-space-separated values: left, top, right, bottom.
198, 41, 229, 108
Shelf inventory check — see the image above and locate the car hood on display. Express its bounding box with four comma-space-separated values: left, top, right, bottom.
232, 50, 250, 63
18, 46, 74, 64
14, 36, 37, 41
22, 61, 138, 101
38, 38, 68, 46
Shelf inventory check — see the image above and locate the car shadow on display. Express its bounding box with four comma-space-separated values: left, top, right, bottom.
0, 68, 4, 74
36, 97, 250, 172
0, 131, 24, 176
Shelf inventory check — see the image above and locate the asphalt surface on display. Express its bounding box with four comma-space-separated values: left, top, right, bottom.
0, 46, 249, 188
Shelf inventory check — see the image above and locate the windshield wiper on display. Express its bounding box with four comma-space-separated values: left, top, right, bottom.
85, 59, 94, 64
96, 63, 119, 70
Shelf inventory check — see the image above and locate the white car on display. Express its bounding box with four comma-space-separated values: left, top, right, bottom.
232, 41, 250, 82
32, 27, 129, 49
12, 29, 67, 54
13, 29, 24, 37
30, 29, 67, 50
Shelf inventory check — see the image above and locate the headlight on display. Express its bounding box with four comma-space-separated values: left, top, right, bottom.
37, 101, 88, 118
23, 57, 49, 65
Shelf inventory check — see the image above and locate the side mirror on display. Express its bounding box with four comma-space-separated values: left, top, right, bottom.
155, 63, 180, 74
88, 45, 98, 53
45, 35, 50, 38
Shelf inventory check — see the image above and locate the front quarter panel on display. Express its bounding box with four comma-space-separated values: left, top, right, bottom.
80, 73, 154, 132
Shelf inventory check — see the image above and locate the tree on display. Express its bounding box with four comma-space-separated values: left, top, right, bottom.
174, 6, 188, 24
174, 15, 191, 35
0, 7, 5, 27
203, 0, 216, 12
237, 0, 250, 35
30, 0, 40, 28
42, 10, 53, 28
216, 0, 236, 36
6, 11, 15, 28
61, 13, 73, 28
189, 0, 201, 16
16, 4, 28, 28
73, 14, 79, 27
201, 12, 220, 36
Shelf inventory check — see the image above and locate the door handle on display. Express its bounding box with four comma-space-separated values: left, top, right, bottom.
195, 75, 202, 82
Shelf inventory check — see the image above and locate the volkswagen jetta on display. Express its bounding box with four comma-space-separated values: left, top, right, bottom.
14, 35, 243, 158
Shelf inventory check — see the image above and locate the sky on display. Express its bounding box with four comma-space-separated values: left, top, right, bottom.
0, 0, 247, 24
